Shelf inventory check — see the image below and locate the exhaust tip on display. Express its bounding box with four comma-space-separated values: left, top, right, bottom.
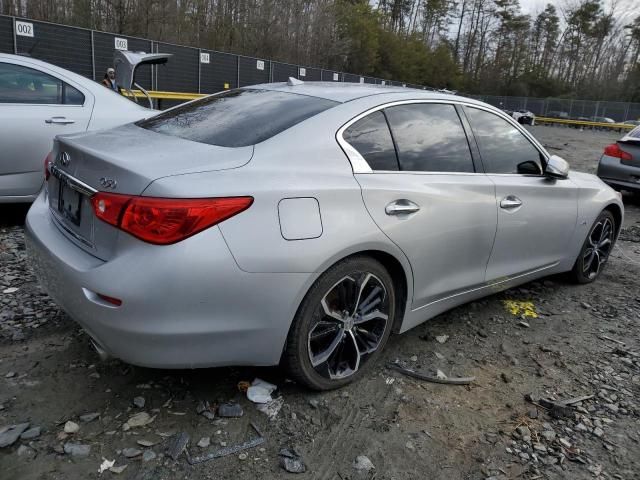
91, 340, 111, 361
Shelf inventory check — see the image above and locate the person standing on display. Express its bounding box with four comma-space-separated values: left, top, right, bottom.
101, 67, 118, 92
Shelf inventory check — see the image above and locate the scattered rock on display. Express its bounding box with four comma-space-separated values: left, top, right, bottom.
0, 423, 30, 447
109, 465, 128, 474
279, 447, 306, 473
238, 452, 248, 460
16, 445, 35, 458
122, 448, 142, 458
166, 432, 189, 460
124, 412, 154, 429
197, 437, 210, 448
308, 399, 320, 409
64, 421, 79, 434
435, 335, 449, 344
64, 442, 91, 457
4, 371, 16, 378
79, 412, 100, 423
20, 426, 41, 440
353, 455, 375, 472
136, 439, 157, 447
142, 450, 156, 462
133, 396, 145, 408
500, 372, 512, 383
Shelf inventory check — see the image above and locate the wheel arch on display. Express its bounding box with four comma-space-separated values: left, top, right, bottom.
603, 202, 623, 238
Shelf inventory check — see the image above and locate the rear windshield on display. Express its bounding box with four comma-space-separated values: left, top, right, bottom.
137, 88, 338, 147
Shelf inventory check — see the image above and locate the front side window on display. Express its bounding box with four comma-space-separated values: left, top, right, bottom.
0, 62, 84, 105
343, 111, 398, 170
465, 107, 543, 174
137, 88, 338, 148
384, 103, 474, 172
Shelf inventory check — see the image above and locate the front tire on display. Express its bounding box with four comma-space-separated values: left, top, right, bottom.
284, 256, 395, 390
571, 210, 616, 284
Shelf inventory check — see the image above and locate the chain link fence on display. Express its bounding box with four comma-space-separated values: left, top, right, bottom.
469, 95, 640, 123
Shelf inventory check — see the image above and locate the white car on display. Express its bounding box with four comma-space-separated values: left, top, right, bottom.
0, 53, 152, 203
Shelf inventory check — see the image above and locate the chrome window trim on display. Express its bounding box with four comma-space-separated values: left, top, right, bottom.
336, 98, 550, 174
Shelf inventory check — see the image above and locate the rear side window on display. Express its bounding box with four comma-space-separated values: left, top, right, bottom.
0, 62, 84, 105
465, 107, 543, 174
137, 89, 338, 147
384, 103, 474, 172
343, 111, 398, 170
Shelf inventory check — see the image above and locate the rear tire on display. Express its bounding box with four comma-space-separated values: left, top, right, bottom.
284, 256, 395, 390
571, 210, 616, 284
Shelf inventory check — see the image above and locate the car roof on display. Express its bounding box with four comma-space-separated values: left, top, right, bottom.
249, 81, 463, 104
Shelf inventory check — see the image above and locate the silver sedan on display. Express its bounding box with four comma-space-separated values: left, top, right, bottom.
0, 53, 151, 203
26, 82, 623, 390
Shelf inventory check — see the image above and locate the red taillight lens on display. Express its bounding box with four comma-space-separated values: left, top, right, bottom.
604, 143, 632, 161
44, 152, 53, 180
91, 193, 253, 245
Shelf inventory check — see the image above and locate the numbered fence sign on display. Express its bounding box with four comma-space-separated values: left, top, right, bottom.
333, 73, 339, 81
15, 21, 34, 37
381, 81, 386, 86
200, 52, 210, 64
114, 37, 128, 51
256, 60, 265, 71
359, 77, 365, 84
299, 67, 306, 77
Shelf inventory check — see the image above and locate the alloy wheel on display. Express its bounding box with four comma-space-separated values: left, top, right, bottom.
307, 273, 389, 380
583, 217, 614, 279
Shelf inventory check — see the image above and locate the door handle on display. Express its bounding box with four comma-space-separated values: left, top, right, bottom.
385, 199, 420, 215
500, 195, 523, 209
45, 117, 75, 125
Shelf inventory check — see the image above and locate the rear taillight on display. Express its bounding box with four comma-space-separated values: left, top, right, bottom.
44, 152, 53, 180
604, 143, 632, 161
91, 193, 253, 245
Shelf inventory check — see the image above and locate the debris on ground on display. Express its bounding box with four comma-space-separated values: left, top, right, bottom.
279, 447, 306, 473
98, 458, 115, 474
387, 362, 475, 385
63, 420, 79, 433
217, 402, 244, 418
187, 422, 265, 465
246, 378, 277, 403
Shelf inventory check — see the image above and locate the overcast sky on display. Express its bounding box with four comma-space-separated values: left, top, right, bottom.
519, 0, 638, 20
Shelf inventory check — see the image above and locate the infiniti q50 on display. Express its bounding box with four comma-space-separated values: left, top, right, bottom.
26, 82, 623, 390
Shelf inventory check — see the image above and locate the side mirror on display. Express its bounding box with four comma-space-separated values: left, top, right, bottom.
545, 155, 569, 179
517, 160, 543, 175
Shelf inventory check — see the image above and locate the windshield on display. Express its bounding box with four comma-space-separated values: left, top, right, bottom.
136, 88, 338, 147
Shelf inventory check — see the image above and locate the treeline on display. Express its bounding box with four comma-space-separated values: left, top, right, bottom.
1, 0, 639, 101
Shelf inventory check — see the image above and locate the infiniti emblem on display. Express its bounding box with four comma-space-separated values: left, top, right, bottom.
99, 177, 118, 189
59, 152, 70, 167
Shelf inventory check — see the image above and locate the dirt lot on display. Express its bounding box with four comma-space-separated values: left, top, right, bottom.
1, 125, 639, 480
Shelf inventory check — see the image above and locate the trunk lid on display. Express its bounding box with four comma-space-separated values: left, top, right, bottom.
46, 124, 253, 260
618, 139, 640, 168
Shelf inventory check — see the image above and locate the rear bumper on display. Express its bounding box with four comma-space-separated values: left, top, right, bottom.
597, 155, 640, 192
25, 191, 313, 368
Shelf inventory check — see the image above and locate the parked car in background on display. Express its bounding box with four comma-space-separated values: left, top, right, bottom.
27, 82, 623, 390
597, 125, 640, 193
0, 53, 153, 203
623, 120, 640, 127
511, 109, 535, 125
590, 116, 616, 124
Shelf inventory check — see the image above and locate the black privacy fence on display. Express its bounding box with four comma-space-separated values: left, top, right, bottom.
3, 15, 638, 120
0, 14, 419, 101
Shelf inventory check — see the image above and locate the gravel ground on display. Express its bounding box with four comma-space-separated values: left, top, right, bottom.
1, 125, 639, 480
